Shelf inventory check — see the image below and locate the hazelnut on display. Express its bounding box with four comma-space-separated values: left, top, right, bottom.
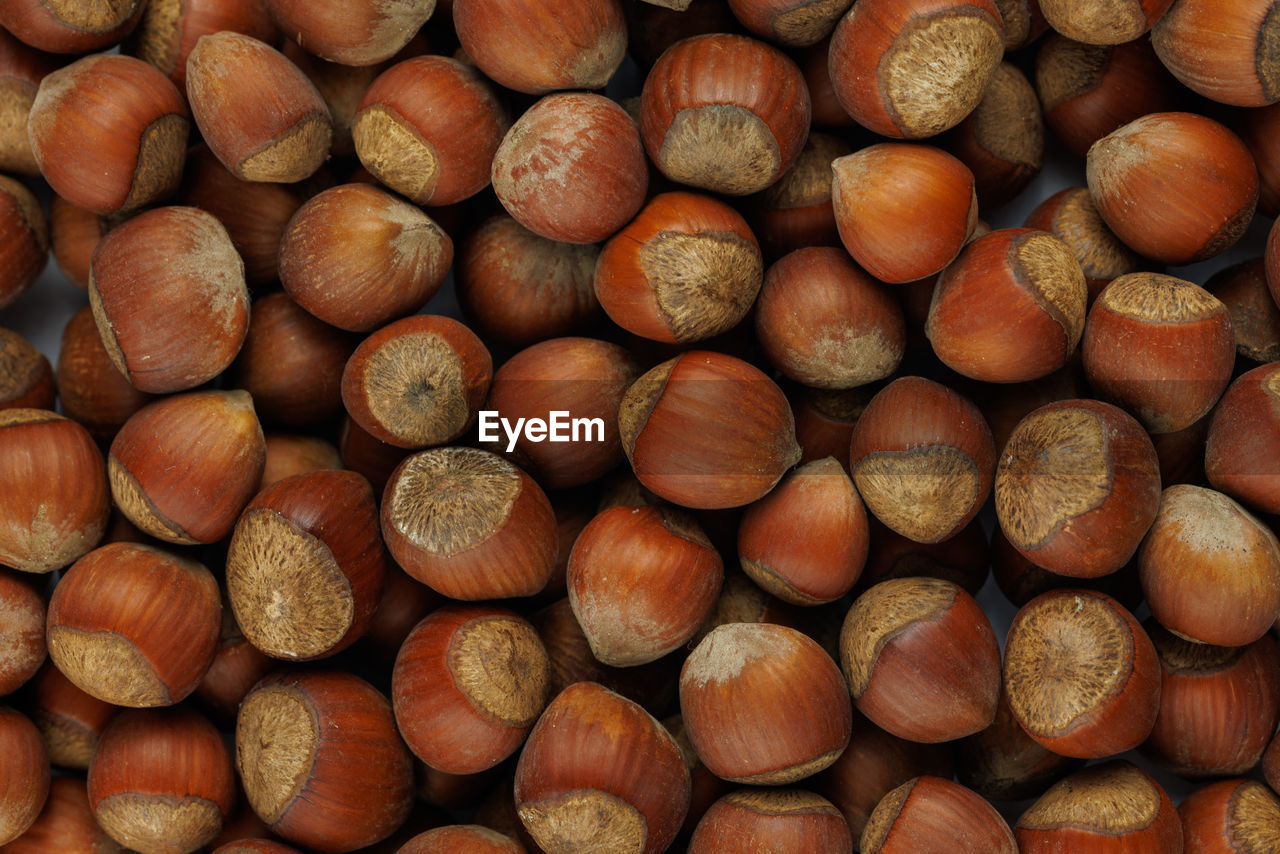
227, 469, 387, 661
618, 350, 801, 510
1138, 484, 1280, 647
0, 708, 49, 846
89, 205, 249, 394
341, 315, 491, 449
861, 776, 1017, 854
87, 707, 235, 854
0, 0, 145, 53
859, 517, 991, 595
1205, 361, 1280, 512
1086, 111, 1258, 264
688, 789, 853, 853
1003, 590, 1160, 759
1179, 778, 1280, 853
1152, 0, 1280, 106
639, 33, 810, 195
849, 376, 995, 545
125, 0, 278, 88
47, 542, 221, 708
27, 53, 188, 216
48, 194, 113, 291
0, 776, 123, 854
827, 0, 1005, 138
1240, 102, 1280, 216
236, 672, 415, 851
568, 504, 723, 666
264, 0, 434, 66
0, 327, 53, 412
0, 27, 60, 175
0, 569, 44, 696
0, 409, 109, 573
943, 62, 1044, 209
1205, 257, 1280, 363
749, 131, 850, 260
1083, 273, 1235, 434
54, 306, 156, 440
27, 662, 118, 769
453, 0, 627, 94
258, 433, 343, 490
788, 384, 869, 469
841, 577, 1002, 743
280, 184, 453, 333
1039, 0, 1173, 44
514, 682, 690, 854
1023, 186, 1142, 304
681, 622, 852, 784
392, 605, 551, 774
185, 31, 331, 183
108, 390, 266, 545
380, 447, 557, 600
0, 175, 49, 310
396, 826, 524, 854
493, 92, 648, 243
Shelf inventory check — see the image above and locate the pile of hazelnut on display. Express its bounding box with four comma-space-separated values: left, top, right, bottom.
3, 0, 1280, 851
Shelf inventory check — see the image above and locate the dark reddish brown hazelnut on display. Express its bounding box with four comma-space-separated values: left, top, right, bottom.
0, 1, 145, 53
381, 447, 557, 600
1206, 362, 1280, 513
568, 504, 723, 666
996, 0, 1049, 48
264, 0, 432, 65
279, 184, 453, 333
27, 662, 118, 769
1271, 217, 1280, 304
994, 398, 1161, 578
639, 33, 810, 196
1023, 186, 1143, 304
0, 409, 109, 573
618, 350, 801, 510
0, 776, 124, 854
47, 542, 220, 708
89, 205, 250, 394
54, 306, 155, 440
393, 605, 550, 774
1179, 778, 1280, 853
831, 143, 977, 284
88, 707, 236, 854
0, 569, 44, 696
0, 27, 61, 175
179, 146, 303, 286
454, 0, 627, 94
231, 293, 355, 428
954, 686, 1085, 802
1004, 590, 1160, 759
1087, 112, 1259, 264
627, 0, 741, 68
942, 62, 1044, 209
662, 712, 731, 844
258, 433, 342, 490
457, 215, 601, 350
479, 337, 639, 489
927, 227, 1087, 383
859, 516, 990, 595
799, 36, 854, 128
359, 564, 442, 660
126, 0, 277, 88
236, 672, 415, 852
1040, 0, 1173, 44
848, 376, 994, 545
1206, 257, 1280, 363
48, 194, 112, 290
990, 525, 1143, 611
514, 681, 690, 854
1240, 102, 1280, 216
186, 31, 331, 183
228, 469, 387, 661
750, 132, 849, 260
353, 55, 509, 207
109, 390, 266, 545
788, 385, 869, 469
0, 175, 48, 310
1152, 0, 1280, 106
0, 708, 49, 846
339, 416, 411, 497
1143, 622, 1280, 778
1139, 484, 1280, 647
682, 622, 852, 784
342, 315, 491, 449
27, 54, 188, 216
414, 764, 503, 813
281, 40, 394, 160
395, 825, 524, 854
193, 607, 274, 726
726, 0, 852, 46
814, 713, 955, 844
755, 246, 905, 389
1015, 761, 1183, 853
689, 789, 853, 853
738, 457, 868, 605
1035, 34, 1180, 157
0, 327, 53, 411
493, 92, 647, 244
827, 0, 1004, 138
861, 776, 1017, 854
212, 841, 304, 854
594, 191, 763, 344
1083, 272, 1236, 434
841, 577, 1001, 743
